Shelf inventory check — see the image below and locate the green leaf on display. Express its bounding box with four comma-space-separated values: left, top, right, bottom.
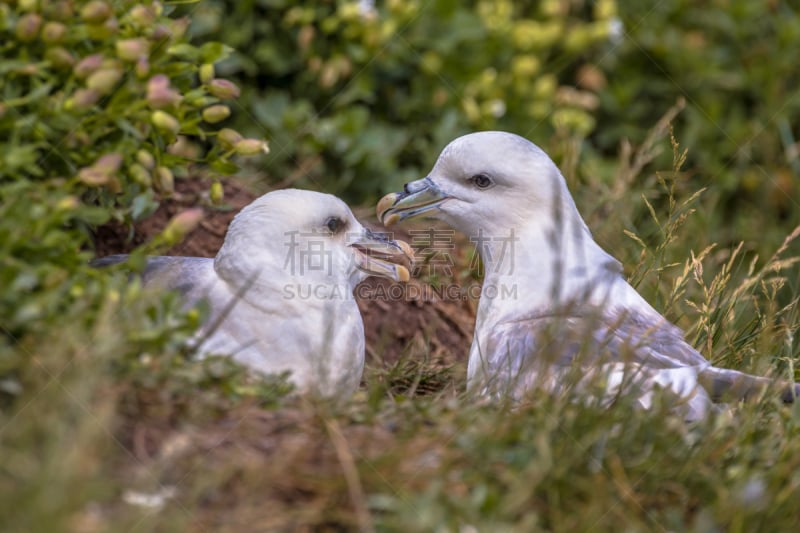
200, 42, 234, 64
75, 206, 112, 226
131, 192, 158, 220
209, 158, 238, 176
167, 44, 201, 61
3, 145, 41, 174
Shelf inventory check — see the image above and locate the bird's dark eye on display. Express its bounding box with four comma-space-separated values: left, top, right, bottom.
326, 217, 344, 233
471, 173, 493, 189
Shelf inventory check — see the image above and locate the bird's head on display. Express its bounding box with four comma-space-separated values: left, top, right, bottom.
378, 131, 621, 303
216, 189, 412, 290
377, 131, 575, 237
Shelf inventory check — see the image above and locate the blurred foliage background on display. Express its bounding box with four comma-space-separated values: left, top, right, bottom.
187, 0, 800, 247
3, 0, 800, 530
188, 0, 619, 198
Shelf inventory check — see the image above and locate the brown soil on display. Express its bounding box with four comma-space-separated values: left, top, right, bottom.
93, 177, 476, 369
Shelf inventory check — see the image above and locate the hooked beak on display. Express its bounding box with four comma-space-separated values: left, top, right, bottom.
349, 229, 414, 282
376, 177, 450, 226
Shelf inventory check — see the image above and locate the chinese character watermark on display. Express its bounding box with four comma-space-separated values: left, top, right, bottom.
469, 228, 518, 276
280, 227, 519, 301
409, 228, 455, 277
283, 230, 334, 275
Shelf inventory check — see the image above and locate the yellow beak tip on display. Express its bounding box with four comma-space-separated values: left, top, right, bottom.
397, 265, 410, 282
376, 193, 400, 222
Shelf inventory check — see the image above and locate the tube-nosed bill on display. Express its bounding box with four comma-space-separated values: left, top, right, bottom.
348, 228, 414, 282
376, 177, 451, 226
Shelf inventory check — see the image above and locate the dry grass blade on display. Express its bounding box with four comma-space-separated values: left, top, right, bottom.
324, 418, 375, 533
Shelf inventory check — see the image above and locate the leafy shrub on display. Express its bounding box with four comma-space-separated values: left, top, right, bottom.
0, 0, 266, 337
186, 0, 620, 200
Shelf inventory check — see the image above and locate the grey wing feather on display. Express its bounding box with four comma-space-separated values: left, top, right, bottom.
583, 311, 711, 369
91, 255, 214, 296
485, 310, 800, 403
488, 310, 709, 372
477, 310, 708, 396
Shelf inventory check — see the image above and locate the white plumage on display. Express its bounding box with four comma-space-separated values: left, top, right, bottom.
97, 189, 411, 397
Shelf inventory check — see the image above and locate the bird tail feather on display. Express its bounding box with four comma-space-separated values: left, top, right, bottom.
699, 366, 799, 403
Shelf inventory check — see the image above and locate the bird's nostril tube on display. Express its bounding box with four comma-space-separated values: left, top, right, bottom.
403, 183, 413, 194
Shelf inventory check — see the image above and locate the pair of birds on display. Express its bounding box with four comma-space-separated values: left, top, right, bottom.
102, 132, 798, 418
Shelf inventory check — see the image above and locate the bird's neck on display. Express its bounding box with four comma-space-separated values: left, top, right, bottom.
474, 213, 624, 327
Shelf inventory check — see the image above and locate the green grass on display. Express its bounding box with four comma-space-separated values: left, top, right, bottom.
3, 123, 800, 532
13, 364, 798, 532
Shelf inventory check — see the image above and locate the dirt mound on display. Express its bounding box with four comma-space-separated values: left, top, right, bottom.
93, 179, 254, 259
93, 178, 475, 368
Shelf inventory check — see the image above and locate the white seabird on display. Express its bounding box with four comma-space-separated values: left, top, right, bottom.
377, 131, 798, 418
96, 189, 412, 397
